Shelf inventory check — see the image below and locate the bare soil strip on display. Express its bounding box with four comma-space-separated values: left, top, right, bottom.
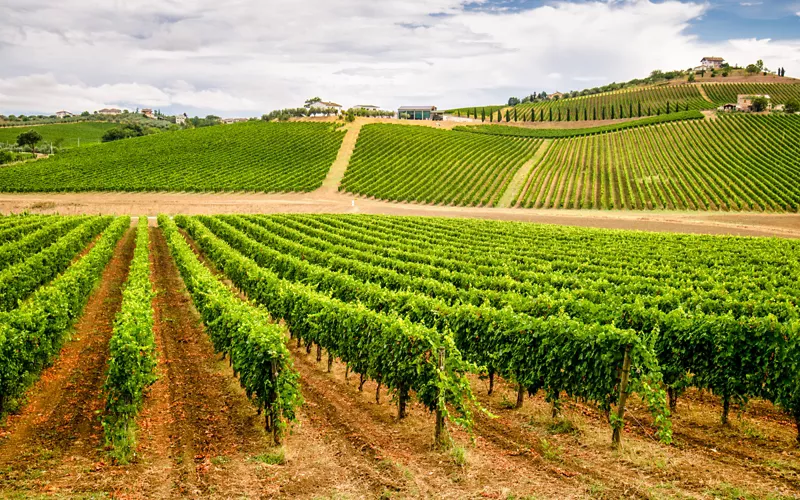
318, 121, 363, 194
697, 85, 714, 103
4, 192, 799, 239
497, 139, 552, 208
0, 227, 136, 495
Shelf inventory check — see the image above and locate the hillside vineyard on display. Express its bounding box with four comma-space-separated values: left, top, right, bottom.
340, 124, 540, 206
513, 114, 800, 211
0, 122, 345, 192
0, 122, 117, 148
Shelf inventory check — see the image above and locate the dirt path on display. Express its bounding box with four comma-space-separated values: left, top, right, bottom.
697, 85, 714, 103
497, 139, 551, 208
0, 227, 136, 495
3, 192, 800, 239
318, 121, 363, 194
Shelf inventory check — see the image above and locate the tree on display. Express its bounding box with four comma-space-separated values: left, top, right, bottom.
304, 97, 322, 107
593, 108, 597, 120
666, 101, 671, 114
481, 108, 485, 122
513, 107, 518, 122
756, 59, 764, 72
81, 111, 90, 117
629, 103, 633, 118
505, 110, 510, 122
345, 109, 356, 122
16, 130, 43, 154
549, 108, 553, 121
508, 97, 520, 106
566, 108, 570, 121
101, 123, 148, 142
751, 96, 769, 112
746, 64, 759, 74
687, 72, 695, 83
784, 98, 799, 114
610, 106, 615, 119
583, 108, 588, 121
637, 102, 642, 117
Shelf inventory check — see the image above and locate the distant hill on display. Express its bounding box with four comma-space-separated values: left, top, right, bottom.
0, 122, 117, 148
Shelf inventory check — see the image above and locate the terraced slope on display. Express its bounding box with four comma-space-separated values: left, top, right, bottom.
0, 122, 345, 193
514, 114, 800, 211
0, 122, 117, 148
702, 82, 800, 105
511, 84, 713, 122
340, 124, 540, 206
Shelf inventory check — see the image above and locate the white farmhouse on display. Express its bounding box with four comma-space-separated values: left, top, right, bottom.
55, 110, 74, 118
701, 57, 725, 69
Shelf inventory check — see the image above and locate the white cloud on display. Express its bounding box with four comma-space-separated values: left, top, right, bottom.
739, 2, 762, 6
1, 0, 799, 115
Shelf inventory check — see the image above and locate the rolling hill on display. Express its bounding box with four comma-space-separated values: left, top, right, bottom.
0, 122, 118, 148
0, 121, 345, 193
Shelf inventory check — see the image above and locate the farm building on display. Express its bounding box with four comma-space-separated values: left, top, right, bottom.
719, 103, 737, 112
175, 113, 188, 125
701, 57, 725, 69
737, 94, 771, 112
308, 101, 342, 111
97, 108, 122, 115
141, 108, 155, 119
222, 118, 248, 124
353, 104, 379, 111
55, 110, 74, 118
398, 106, 442, 120
549, 92, 565, 100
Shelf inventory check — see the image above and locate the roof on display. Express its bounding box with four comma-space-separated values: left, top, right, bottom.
701, 56, 724, 61
354, 104, 379, 108
56, 110, 72, 114
319, 101, 341, 107
398, 106, 437, 111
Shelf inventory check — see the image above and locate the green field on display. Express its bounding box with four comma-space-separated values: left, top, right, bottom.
512, 114, 800, 211
0, 121, 345, 192
0, 122, 117, 148
341, 124, 540, 206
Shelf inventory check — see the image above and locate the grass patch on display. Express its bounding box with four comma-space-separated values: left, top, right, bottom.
251, 447, 286, 465
449, 445, 468, 467
547, 417, 581, 436
539, 438, 562, 462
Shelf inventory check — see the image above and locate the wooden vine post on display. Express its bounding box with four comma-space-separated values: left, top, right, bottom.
611, 345, 633, 449
434, 347, 447, 447
266, 360, 280, 445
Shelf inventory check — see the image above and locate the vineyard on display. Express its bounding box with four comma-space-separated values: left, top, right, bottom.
507, 84, 712, 122
703, 82, 800, 105
0, 212, 798, 498
340, 124, 540, 206
0, 122, 117, 148
0, 122, 345, 193
512, 114, 800, 211
454, 110, 704, 138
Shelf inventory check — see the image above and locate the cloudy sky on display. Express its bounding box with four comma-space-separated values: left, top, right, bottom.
1, 0, 799, 117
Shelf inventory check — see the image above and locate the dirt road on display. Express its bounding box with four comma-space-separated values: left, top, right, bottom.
2, 191, 799, 238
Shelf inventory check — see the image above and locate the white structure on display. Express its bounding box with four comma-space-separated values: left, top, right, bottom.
701, 57, 725, 69
55, 110, 74, 118
222, 117, 248, 124
175, 113, 188, 125
353, 104, 379, 111
737, 94, 771, 112
141, 108, 155, 119
307, 101, 342, 111
98, 108, 122, 115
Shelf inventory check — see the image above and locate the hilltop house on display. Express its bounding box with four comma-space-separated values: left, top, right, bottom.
175, 113, 188, 125
701, 57, 725, 69
307, 101, 342, 112
98, 108, 122, 115
737, 94, 771, 112
141, 108, 155, 119
548, 92, 565, 100
398, 106, 442, 121
222, 117, 248, 124
55, 110, 74, 118
353, 104, 379, 111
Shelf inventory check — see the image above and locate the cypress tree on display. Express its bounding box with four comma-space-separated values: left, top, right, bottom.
638, 102, 641, 117
584, 108, 588, 121
593, 108, 597, 120
481, 108, 485, 122
611, 106, 615, 119
666, 101, 670, 113
629, 103, 633, 118
474, 107, 478, 119
647, 106, 651, 116
557, 109, 561, 121
566, 108, 570, 121
602, 107, 605, 120
685, 103, 689, 111
506, 109, 510, 122
489, 110, 493, 122
549, 108, 553, 121
514, 107, 518, 122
